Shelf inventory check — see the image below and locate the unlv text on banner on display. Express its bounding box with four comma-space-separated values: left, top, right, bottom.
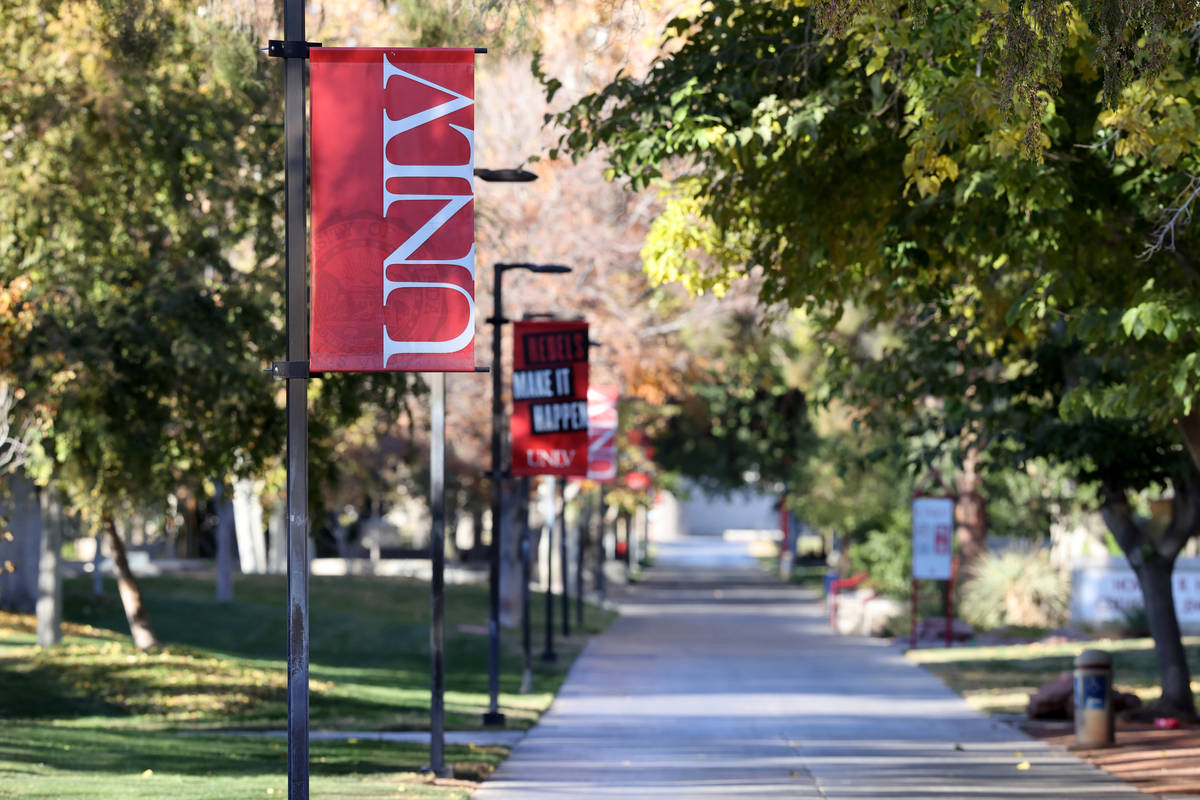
310, 48, 477, 373
587, 385, 618, 482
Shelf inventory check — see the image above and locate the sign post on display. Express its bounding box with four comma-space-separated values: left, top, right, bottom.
511, 320, 589, 653
482, 264, 569, 723
539, 476, 558, 663
427, 372, 449, 777
586, 386, 618, 607
911, 494, 955, 649
267, 5, 313, 797
273, 38, 480, 797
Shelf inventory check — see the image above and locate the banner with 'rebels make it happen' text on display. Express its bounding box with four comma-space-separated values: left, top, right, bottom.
309, 48, 476, 372
510, 321, 589, 477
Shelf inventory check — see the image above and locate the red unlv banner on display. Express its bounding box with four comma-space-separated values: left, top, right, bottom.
510, 321, 589, 476
310, 48, 476, 372
586, 385, 618, 482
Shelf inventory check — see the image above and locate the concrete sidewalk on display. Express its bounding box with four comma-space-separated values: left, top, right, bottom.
473, 537, 1142, 799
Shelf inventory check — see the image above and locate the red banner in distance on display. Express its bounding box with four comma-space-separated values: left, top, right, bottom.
310, 48, 476, 372
510, 321, 589, 476
587, 385, 618, 482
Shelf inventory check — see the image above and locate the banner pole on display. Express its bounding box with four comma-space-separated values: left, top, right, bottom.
519, 476, 533, 693
484, 266, 506, 726
428, 373, 448, 775
281, 0, 310, 795
541, 477, 557, 662
597, 485, 607, 603
576, 490, 585, 628
560, 479, 570, 638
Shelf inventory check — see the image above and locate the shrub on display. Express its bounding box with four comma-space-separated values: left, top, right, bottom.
1117, 603, 1151, 637
846, 509, 912, 600
959, 544, 1069, 630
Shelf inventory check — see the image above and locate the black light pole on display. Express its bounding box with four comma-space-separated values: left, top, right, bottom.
474, 166, 534, 726
267, 6, 314, 797
541, 476, 558, 662
597, 484, 608, 603
576, 490, 586, 628
518, 476, 534, 693
427, 373, 449, 777
483, 258, 570, 727
559, 479, 569, 637
579, 338, 601, 626
521, 312, 578, 638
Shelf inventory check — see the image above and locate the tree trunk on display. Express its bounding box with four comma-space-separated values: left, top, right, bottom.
91, 529, 103, 595
0, 472, 41, 612
955, 446, 987, 568
179, 488, 200, 558
214, 483, 235, 603
232, 477, 266, 574
103, 515, 160, 650
1101, 482, 1199, 721
36, 488, 62, 647
471, 504, 484, 558
498, 478, 524, 628
1132, 554, 1196, 718
267, 499, 286, 574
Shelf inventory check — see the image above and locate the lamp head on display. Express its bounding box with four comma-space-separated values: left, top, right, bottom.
474, 168, 538, 183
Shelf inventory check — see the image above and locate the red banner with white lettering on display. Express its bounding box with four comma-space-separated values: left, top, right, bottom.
510, 321, 589, 476
310, 48, 476, 372
587, 385, 618, 482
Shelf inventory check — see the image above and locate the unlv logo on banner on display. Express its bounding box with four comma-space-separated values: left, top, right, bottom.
587, 385, 618, 482
309, 48, 476, 372
511, 321, 589, 477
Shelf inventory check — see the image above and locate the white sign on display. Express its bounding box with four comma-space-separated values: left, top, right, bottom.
912, 496, 954, 580
1071, 557, 1200, 633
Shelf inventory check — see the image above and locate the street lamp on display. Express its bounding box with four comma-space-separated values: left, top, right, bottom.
475, 168, 537, 183
483, 261, 572, 726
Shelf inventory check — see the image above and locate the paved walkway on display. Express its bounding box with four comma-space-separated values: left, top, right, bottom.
473, 537, 1143, 799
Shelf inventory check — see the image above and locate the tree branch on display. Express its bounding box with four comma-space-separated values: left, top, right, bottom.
1142, 175, 1200, 261
1161, 471, 1200, 561
1100, 485, 1148, 567
0, 381, 32, 473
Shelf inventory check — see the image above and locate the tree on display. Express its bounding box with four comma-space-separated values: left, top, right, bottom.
0, 0, 286, 648
651, 313, 816, 497
546, 0, 1200, 715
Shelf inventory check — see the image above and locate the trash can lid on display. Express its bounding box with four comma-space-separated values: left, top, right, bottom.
1075, 648, 1113, 668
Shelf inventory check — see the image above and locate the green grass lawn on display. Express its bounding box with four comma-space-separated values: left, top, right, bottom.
0, 573, 615, 798
908, 635, 1200, 715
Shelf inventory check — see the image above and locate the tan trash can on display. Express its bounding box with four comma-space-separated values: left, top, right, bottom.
1074, 649, 1114, 747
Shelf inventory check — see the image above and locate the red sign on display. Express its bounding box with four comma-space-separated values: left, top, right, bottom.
625, 472, 651, 491
310, 48, 476, 372
587, 385, 618, 482
510, 321, 589, 476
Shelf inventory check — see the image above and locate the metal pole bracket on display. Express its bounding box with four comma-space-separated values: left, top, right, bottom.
270, 361, 311, 380
268, 40, 322, 59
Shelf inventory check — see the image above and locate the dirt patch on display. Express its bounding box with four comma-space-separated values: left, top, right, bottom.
1022, 718, 1200, 797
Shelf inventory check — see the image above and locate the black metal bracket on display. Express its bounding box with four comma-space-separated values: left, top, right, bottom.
269, 361, 310, 380
484, 316, 509, 326
475, 365, 491, 373
268, 40, 322, 59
